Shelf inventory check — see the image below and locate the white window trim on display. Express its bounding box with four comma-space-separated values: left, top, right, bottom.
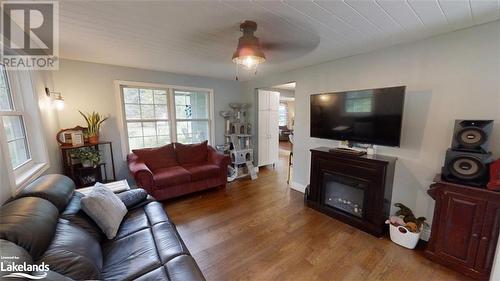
114, 80, 215, 160
0, 68, 49, 194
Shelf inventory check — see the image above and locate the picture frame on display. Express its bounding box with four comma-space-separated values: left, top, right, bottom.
71, 132, 84, 146
56, 126, 88, 146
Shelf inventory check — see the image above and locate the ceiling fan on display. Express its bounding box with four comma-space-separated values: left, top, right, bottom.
231, 20, 320, 80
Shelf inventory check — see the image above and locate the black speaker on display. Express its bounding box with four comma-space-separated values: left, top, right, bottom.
451, 120, 493, 153
442, 149, 492, 187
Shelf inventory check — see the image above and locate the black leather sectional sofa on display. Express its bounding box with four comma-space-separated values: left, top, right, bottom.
0, 174, 205, 281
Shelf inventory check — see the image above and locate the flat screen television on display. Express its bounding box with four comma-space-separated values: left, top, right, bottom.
310, 86, 405, 147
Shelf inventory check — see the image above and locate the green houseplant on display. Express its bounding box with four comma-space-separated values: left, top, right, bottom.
72, 147, 100, 168
79, 111, 108, 144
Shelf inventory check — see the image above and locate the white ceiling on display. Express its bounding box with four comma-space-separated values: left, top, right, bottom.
57, 0, 500, 81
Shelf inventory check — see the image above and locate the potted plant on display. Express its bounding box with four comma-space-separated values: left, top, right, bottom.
79, 111, 108, 144
385, 203, 428, 249
72, 147, 100, 168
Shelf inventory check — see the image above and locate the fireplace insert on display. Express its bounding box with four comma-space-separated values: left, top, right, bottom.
323, 172, 367, 218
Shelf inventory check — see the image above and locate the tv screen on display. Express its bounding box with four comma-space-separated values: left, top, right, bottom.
310, 86, 405, 147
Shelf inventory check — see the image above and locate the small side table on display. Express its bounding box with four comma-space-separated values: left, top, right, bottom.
60, 141, 116, 188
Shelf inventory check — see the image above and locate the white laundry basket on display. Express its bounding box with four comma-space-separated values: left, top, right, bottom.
388, 223, 421, 249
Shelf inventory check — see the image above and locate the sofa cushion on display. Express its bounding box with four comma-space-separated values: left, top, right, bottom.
166, 255, 206, 281
183, 163, 221, 181
133, 266, 169, 281
0, 197, 59, 259
81, 183, 128, 239
153, 166, 191, 188
38, 219, 102, 280
102, 229, 161, 280
61, 192, 104, 242
175, 141, 208, 165
115, 201, 171, 239
133, 144, 177, 171
13, 174, 75, 212
152, 222, 189, 263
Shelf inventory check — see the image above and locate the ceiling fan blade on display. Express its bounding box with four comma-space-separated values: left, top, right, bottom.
261, 41, 315, 51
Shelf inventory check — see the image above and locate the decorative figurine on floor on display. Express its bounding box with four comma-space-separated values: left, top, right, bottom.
219, 103, 257, 181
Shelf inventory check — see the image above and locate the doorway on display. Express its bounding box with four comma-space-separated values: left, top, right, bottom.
257, 82, 295, 183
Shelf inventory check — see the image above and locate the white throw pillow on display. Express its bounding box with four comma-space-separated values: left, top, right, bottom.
81, 183, 127, 239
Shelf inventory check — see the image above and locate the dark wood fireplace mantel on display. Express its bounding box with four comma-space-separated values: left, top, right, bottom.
305, 147, 397, 237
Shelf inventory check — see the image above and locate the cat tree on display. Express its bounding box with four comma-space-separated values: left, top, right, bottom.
219, 103, 257, 181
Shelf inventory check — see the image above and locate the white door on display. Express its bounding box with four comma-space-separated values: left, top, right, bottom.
269, 91, 280, 111
258, 90, 269, 111
257, 89, 280, 167
258, 109, 269, 166
268, 110, 279, 166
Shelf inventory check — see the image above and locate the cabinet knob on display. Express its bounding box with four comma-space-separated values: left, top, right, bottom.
472, 233, 479, 238
481, 236, 489, 241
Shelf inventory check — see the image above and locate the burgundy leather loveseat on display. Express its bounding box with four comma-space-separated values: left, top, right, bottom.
127, 141, 229, 200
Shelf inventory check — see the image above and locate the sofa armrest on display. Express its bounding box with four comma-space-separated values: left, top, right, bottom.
207, 147, 230, 167
127, 154, 154, 190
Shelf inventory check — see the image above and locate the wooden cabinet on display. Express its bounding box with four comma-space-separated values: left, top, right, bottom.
257, 90, 280, 167
426, 176, 500, 280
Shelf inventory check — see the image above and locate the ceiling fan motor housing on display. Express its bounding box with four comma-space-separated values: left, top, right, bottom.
232, 20, 266, 61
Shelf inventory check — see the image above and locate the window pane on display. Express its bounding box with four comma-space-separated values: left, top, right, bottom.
0, 65, 13, 110
2, 116, 30, 168
143, 136, 157, 148
129, 137, 144, 150
127, 122, 142, 137
174, 90, 209, 119
3, 115, 25, 141
142, 122, 156, 136
154, 105, 167, 119
154, 90, 167, 104
140, 105, 155, 119
176, 120, 209, 144
157, 121, 169, 136
140, 89, 154, 104
125, 104, 140, 120
123, 88, 139, 104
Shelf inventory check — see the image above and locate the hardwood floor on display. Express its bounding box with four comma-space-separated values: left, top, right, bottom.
164, 152, 471, 281
279, 140, 292, 151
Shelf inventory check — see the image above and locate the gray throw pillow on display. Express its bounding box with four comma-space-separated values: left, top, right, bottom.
81, 183, 127, 239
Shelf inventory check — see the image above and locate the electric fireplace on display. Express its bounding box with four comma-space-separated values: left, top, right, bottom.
305, 147, 396, 237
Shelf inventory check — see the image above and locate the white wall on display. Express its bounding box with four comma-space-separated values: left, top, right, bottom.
244, 20, 500, 223
52, 59, 244, 180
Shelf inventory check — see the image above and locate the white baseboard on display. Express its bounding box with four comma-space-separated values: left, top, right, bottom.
290, 181, 306, 193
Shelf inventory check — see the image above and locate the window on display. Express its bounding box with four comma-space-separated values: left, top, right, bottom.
118, 82, 213, 154
174, 90, 210, 144
122, 87, 170, 150
278, 103, 287, 126
0, 66, 31, 169
0, 64, 49, 189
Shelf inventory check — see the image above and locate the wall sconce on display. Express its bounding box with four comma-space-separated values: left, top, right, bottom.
45, 87, 64, 111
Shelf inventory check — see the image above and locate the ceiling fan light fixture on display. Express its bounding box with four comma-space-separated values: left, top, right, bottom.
232, 20, 266, 71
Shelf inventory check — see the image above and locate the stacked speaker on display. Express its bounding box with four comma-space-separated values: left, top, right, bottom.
442, 120, 494, 187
